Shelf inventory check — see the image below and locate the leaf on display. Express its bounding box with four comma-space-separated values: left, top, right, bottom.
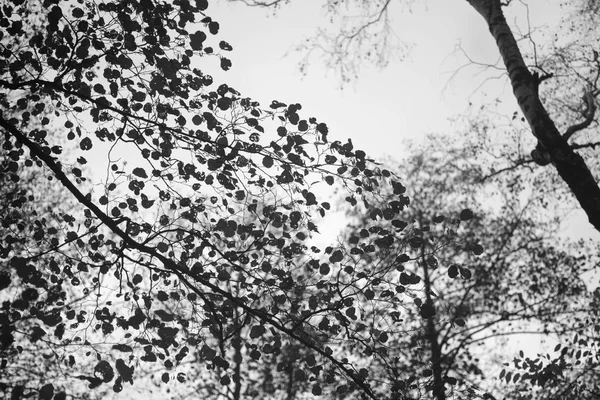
223, 220, 237, 237
72, 7, 84, 18
132, 167, 147, 178
30, 326, 46, 342
38, 383, 54, 400
469, 243, 484, 256
54, 392, 67, 400
328, 250, 343, 263
132, 274, 143, 285
207, 158, 223, 171
220, 374, 231, 385
219, 41, 233, 51
54, 323, 65, 340
408, 236, 423, 249
190, 31, 207, 50
460, 208, 474, 221
249, 325, 266, 339
554, 343, 561, 352
316, 122, 328, 135
448, 264, 459, 279
378, 331, 389, 342
208, 21, 219, 34
312, 384, 322, 396
375, 235, 394, 248
220, 58, 232, 71
0, 272, 11, 290
460, 267, 472, 279
262, 155, 274, 168
112, 344, 133, 352
217, 97, 231, 110
195, 0, 208, 10
80, 137, 92, 150
115, 359, 134, 383
94, 360, 114, 383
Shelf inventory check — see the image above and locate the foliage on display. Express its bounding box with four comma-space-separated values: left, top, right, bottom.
335, 134, 598, 400
0, 138, 104, 398
0, 1, 485, 399
499, 289, 600, 400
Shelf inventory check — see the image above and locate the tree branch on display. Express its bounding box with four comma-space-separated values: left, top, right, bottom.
0, 116, 379, 400
563, 89, 597, 141
478, 158, 536, 182
571, 140, 600, 150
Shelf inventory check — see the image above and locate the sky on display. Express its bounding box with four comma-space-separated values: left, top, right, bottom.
206, 0, 560, 158
203, 0, 600, 248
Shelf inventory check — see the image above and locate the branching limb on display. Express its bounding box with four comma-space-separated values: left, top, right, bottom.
563, 89, 597, 141
478, 158, 536, 182
571, 140, 600, 150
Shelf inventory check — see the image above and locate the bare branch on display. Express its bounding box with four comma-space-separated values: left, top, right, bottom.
571, 140, 600, 150
478, 158, 536, 182
226, 0, 289, 7
563, 89, 597, 141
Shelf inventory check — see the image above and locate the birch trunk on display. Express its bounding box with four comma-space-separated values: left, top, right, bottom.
467, 0, 600, 232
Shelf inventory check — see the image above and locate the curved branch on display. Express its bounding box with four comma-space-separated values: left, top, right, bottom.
563, 90, 597, 141
478, 158, 536, 182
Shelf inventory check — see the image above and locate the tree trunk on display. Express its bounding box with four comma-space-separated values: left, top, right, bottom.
467, 0, 600, 232
285, 347, 296, 400
421, 243, 446, 400
232, 313, 242, 400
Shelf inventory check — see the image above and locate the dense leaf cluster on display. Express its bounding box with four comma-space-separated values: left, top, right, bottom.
0, 0, 475, 399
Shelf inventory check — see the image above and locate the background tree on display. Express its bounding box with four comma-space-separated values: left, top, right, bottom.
336, 133, 598, 400
160, 129, 600, 400
0, 128, 108, 399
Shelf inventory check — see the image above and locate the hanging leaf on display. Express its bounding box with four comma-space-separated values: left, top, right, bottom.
262, 155, 274, 168
460, 209, 474, 221
189, 31, 207, 50
80, 137, 92, 150
249, 325, 266, 339
94, 360, 114, 383
38, 383, 54, 400
132, 167, 147, 178
112, 344, 133, 352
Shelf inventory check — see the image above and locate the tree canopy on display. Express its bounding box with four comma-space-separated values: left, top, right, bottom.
0, 0, 478, 399
1, 1, 599, 400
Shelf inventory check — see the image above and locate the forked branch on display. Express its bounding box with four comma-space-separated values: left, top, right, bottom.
563, 89, 597, 141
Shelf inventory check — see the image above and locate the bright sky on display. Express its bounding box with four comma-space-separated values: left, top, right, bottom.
203, 1, 600, 244
207, 0, 562, 159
